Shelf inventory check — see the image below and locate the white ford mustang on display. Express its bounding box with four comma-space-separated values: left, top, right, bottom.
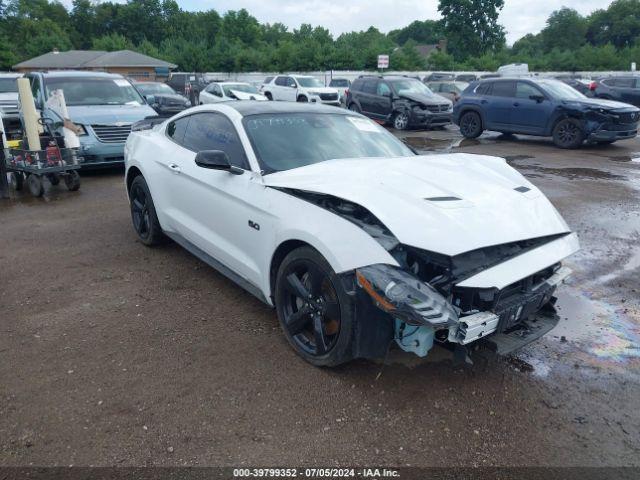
124, 102, 579, 366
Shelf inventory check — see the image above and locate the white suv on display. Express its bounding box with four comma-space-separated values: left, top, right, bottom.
261, 75, 340, 106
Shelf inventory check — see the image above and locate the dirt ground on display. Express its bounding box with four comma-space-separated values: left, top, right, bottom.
1, 129, 639, 468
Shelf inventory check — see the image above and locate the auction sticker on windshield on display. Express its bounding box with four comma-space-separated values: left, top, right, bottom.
347, 116, 379, 132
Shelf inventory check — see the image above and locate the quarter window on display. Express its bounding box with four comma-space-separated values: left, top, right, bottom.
166, 116, 190, 144
475, 82, 492, 95
180, 113, 249, 169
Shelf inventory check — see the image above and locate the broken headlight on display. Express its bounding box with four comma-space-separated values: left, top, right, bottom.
356, 264, 458, 328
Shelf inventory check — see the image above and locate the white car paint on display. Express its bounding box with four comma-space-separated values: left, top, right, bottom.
125, 102, 579, 358
262, 75, 340, 105
199, 82, 267, 104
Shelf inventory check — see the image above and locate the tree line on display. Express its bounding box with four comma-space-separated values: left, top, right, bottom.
0, 0, 639, 73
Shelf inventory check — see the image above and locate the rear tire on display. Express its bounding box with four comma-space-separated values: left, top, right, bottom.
27, 174, 44, 197
552, 118, 584, 149
459, 111, 483, 138
129, 175, 164, 246
274, 246, 354, 367
9, 172, 24, 191
64, 171, 81, 191
264, 92, 273, 101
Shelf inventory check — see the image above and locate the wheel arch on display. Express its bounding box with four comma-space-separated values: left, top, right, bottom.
458, 106, 485, 129
125, 166, 143, 195
269, 239, 314, 303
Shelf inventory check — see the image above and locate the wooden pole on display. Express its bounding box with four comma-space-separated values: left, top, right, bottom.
0, 110, 10, 199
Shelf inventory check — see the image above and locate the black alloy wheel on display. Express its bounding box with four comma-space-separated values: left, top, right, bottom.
553, 118, 584, 149
459, 111, 483, 138
275, 247, 353, 366
129, 176, 163, 246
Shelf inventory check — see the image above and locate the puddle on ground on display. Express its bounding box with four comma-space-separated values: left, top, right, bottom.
515, 164, 626, 180
553, 289, 640, 364
504, 155, 535, 163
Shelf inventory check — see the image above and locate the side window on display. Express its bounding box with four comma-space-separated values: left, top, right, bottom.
635, 78, 640, 88
475, 82, 492, 95
29, 76, 42, 104
376, 82, 391, 96
516, 82, 543, 99
210, 84, 222, 97
275, 76, 287, 87
616, 78, 634, 88
287, 77, 297, 87
362, 80, 377, 94
351, 79, 364, 92
181, 113, 249, 169
490, 81, 516, 97
166, 116, 190, 145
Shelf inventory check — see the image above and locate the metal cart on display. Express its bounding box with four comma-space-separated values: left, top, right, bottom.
4, 145, 81, 197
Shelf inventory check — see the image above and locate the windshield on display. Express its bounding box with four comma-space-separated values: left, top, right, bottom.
0, 78, 19, 93
390, 79, 434, 96
44, 77, 145, 106
137, 83, 176, 96
243, 113, 414, 174
537, 79, 586, 100
330, 79, 349, 87
296, 77, 324, 88
223, 84, 259, 96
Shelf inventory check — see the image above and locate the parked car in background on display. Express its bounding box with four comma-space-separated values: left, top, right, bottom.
347, 75, 452, 130
26, 71, 157, 167
455, 73, 478, 82
328, 78, 351, 104
135, 82, 191, 116
592, 76, 640, 107
200, 82, 268, 103
426, 81, 468, 103
261, 75, 340, 105
166, 72, 209, 106
125, 101, 579, 366
556, 77, 594, 97
454, 77, 640, 148
0, 72, 22, 139
424, 72, 455, 82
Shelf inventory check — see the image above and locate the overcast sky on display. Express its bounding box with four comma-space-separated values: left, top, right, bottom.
62, 0, 614, 45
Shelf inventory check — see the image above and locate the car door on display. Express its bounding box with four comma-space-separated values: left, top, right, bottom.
358, 80, 378, 116
617, 78, 639, 105
160, 111, 271, 288
283, 77, 298, 102
200, 83, 223, 104
371, 81, 393, 118
510, 81, 553, 134
483, 80, 516, 131
272, 76, 287, 101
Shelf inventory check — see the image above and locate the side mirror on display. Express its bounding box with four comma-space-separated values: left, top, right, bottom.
530, 94, 545, 103
382, 91, 392, 98
289, 83, 297, 88
195, 150, 243, 175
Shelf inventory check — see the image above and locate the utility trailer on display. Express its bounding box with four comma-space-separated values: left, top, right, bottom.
4, 144, 81, 197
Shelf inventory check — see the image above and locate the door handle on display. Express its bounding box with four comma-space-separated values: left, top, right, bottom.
513, 102, 520, 106
168, 163, 181, 174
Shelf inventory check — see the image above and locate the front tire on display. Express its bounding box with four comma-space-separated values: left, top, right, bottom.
459, 111, 483, 138
553, 118, 584, 149
264, 92, 273, 101
393, 111, 410, 130
274, 246, 354, 367
129, 175, 163, 246
297, 95, 308, 102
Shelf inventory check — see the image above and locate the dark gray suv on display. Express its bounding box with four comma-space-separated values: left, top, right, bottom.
593, 76, 640, 107
346, 76, 452, 130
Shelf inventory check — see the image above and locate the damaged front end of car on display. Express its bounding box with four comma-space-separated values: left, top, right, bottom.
278, 187, 575, 360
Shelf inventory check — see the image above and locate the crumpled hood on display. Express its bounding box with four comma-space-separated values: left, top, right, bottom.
230, 89, 268, 101
399, 92, 451, 107
564, 97, 639, 112
264, 154, 571, 256
61, 104, 157, 125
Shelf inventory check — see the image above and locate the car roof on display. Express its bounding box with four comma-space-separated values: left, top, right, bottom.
34, 70, 125, 79
224, 101, 354, 117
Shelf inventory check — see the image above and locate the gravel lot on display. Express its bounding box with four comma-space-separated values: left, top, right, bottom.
1, 129, 639, 468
